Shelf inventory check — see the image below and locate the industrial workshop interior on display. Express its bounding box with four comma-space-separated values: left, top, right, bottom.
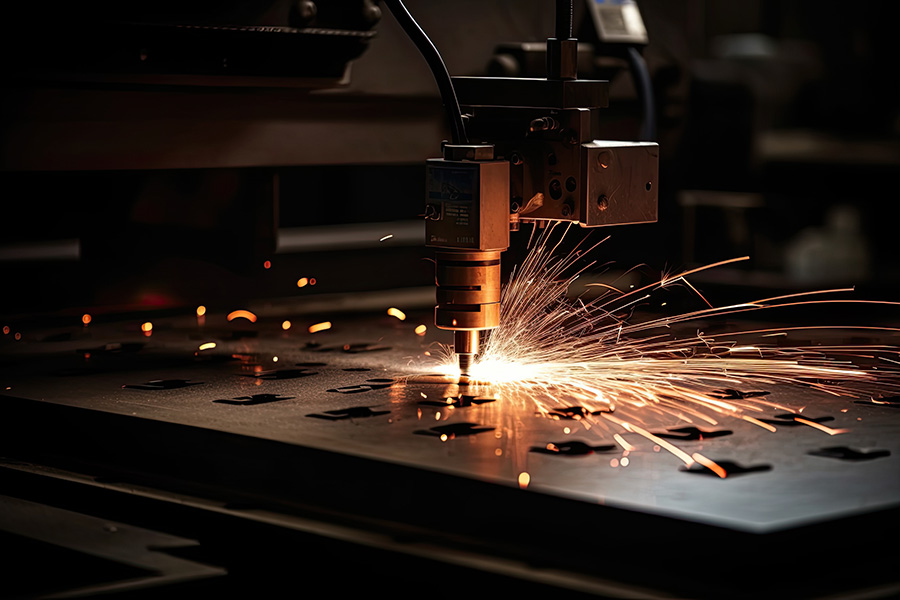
2, 1, 899, 598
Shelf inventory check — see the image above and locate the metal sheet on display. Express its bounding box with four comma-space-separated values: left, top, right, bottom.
2, 301, 898, 536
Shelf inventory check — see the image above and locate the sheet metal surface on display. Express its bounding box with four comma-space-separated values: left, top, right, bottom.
2, 301, 899, 535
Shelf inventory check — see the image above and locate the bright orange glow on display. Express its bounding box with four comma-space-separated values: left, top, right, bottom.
415, 324, 427, 336
440, 433, 449, 442
606, 415, 695, 466
613, 433, 635, 452
82, 314, 91, 325
297, 277, 308, 288
141, 322, 153, 332
282, 320, 291, 330
518, 472, 530, 488
309, 278, 317, 285
196, 305, 207, 317
387, 307, 406, 321
263, 260, 272, 269
2, 326, 9, 335
794, 417, 848, 435
742, 415, 777, 432
308, 321, 332, 333
227, 310, 258, 323
198, 342, 216, 351
692, 453, 728, 478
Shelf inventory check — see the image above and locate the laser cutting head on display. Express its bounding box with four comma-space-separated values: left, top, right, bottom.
421, 5, 657, 382
426, 147, 510, 379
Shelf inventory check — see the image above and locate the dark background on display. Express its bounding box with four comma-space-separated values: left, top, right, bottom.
2, 0, 898, 318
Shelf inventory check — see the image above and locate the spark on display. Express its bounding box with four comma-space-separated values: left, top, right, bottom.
793, 417, 847, 435
196, 305, 207, 317
380, 234, 394, 242
297, 277, 309, 288
141, 322, 153, 333
423, 223, 900, 468
613, 433, 635, 452
387, 307, 407, 321
691, 453, 727, 478
282, 320, 292, 330
82, 314, 91, 325
415, 324, 427, 336
227, 310, 257, 323
308, 321, 332, 333
198, 342, 216, 351
518, 472, 531, 488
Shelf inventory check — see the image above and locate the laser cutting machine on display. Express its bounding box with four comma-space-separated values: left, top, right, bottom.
389, 0, 659, 376
2, 2, 900, 598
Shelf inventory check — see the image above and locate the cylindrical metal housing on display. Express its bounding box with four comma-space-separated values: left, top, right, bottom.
434, 250, 502, 331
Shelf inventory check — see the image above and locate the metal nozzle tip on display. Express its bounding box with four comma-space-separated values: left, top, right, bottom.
457, 353, 473, 376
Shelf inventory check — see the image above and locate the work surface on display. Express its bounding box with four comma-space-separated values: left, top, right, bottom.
2, 299, 899, 598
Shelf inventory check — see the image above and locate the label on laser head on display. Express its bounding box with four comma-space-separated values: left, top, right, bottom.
425, 159, 510, 251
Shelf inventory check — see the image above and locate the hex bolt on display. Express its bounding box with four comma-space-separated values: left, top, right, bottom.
549, 179, 562, 200
597, 150, 611, 169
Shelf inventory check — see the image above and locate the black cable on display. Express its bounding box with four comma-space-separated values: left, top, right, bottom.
382, 0, 468, 145
626, 46, 656, 141
555, 0, 573, 39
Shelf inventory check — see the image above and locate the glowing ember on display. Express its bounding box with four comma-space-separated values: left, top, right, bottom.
793, 417, 848, 436
387, 307, 406, 321
198, 342, 216, 351
308, 321, 332, 333
518, 472, 531, 488
282, 320, 291, 330
82, 314, 91, 325
141, 322, 153, 333
227, 310, 258, 323
297, 277, 309, 288
2, 326, 8, 335
415, 324, 427, 336
196, 305, 207, 317
691, 453, 727, 478
424, 223, 900, 468
263, 260, 272, 269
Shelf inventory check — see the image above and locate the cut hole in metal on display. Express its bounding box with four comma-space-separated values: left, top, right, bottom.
123, 379, 202, 390
307, 406, 391, 421
530, 441, 616, 456
653, 426, 733, 441
214, 393, 294, 406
